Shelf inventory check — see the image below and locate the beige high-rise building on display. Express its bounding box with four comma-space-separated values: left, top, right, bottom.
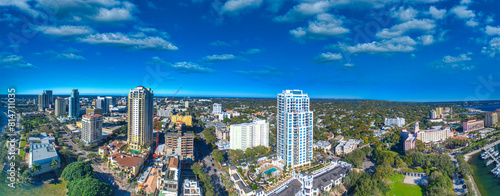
127, 86, 154, 150
82, 113, 103, 144
54, 98, 66, 117
485, 112, 498, 127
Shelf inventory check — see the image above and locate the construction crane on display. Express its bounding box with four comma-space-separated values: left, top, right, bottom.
163, 86, 182, 109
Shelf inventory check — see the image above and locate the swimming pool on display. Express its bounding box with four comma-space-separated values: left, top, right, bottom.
263, 168, 277, 175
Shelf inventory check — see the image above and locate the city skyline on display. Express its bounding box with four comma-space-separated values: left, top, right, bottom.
1, 0, 500, 101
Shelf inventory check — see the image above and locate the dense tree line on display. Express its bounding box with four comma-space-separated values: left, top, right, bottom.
62, 162, 113, 196
345, 170, 389, 196
192, 163, 215, 196
228, 145, 269, 162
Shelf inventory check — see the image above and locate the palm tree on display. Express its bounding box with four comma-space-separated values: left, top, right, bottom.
50, 158, 59, 168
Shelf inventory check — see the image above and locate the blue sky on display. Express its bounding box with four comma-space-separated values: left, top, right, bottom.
1, 0, 500, 101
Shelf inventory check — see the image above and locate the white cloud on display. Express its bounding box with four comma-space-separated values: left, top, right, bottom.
274, 0, 340, 22
435, 53, 474, 70
485, 26, 500, 36
376, 19, 435, 39
391, 7, 419, 21
451, 5, 479, 27
313, 52, 342, 64
243, 48, 263, 54
290, 13, 349, 40
442, 53, 471, 63
55, 53, 86, 61
466, 19, 478, 27
149, 57, 214, 73
344, 63, 354, 67
460, 0, 472, 4
210, 40, 232, 47
418, 35, 435, 45
427, 6, 446, 20
92, 6, 134, 22
481, 37, 500, 57
341, 40, 415, 54
221, 0, 263, 14
0, 53, 36, 69
1, 0, 136, 24
36, 25, 94, 37
78, 32, 178, 50
451, 6, 475, 19
201, 54, 239, 62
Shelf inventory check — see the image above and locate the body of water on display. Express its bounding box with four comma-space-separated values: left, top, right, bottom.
468, 144, 500, 196
463, 104, 500, 112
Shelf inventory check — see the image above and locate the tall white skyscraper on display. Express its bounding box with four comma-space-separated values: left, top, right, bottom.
229, 119, 269, 150
277, 90, 313, 167
213, 103, 222, 114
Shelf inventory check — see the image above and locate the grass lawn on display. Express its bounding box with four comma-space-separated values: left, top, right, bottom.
386, 174, 423, 196
20, 140, 27, 147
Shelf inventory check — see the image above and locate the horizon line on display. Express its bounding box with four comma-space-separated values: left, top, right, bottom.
1, 93, 499, 103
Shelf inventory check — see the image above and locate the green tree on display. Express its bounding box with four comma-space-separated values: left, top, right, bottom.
67, 176, 114, 196
50, 158, 59, 168
212, 149, 225, 163
62, 161, 94, 182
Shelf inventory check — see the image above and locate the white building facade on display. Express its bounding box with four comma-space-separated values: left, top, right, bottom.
277, 90, 313, 167
229, 119, 269, 150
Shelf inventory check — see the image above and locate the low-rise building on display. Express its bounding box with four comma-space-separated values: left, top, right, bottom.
107, 150, 148, 178
157, 157, 180, 196
98, 140, 127, 158
335, 139, 359, 155
171, 114, 193, 127
28, 132, 55, 144
313, 140, 331, 152
463, 120, 484, 132
183, 179, 202, 196
29, 143, 61, 175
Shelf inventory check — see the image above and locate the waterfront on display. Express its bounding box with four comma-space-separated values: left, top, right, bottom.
463, 104, 500, 112
469, 144, 500, 196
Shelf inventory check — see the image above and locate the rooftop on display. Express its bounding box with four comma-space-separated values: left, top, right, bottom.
31, 143, 59, 163
109, 152, 143, 168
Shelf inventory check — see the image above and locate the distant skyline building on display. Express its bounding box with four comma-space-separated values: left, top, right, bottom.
81, 113, 103, 144
96, 96, 109, 114
69, 89, 80, 118
429, 109, 437, 119
213, 103, 222, 114
277, 89, 313, 167
37, 90, 53, 111
127, 86, 154, 150
54, 98, 66, 117
485, 112, 498, 127
229, 119, 269, 150
384, 117, 405, 127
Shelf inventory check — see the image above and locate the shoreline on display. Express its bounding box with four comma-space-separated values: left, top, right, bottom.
467, 142, 500, 196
